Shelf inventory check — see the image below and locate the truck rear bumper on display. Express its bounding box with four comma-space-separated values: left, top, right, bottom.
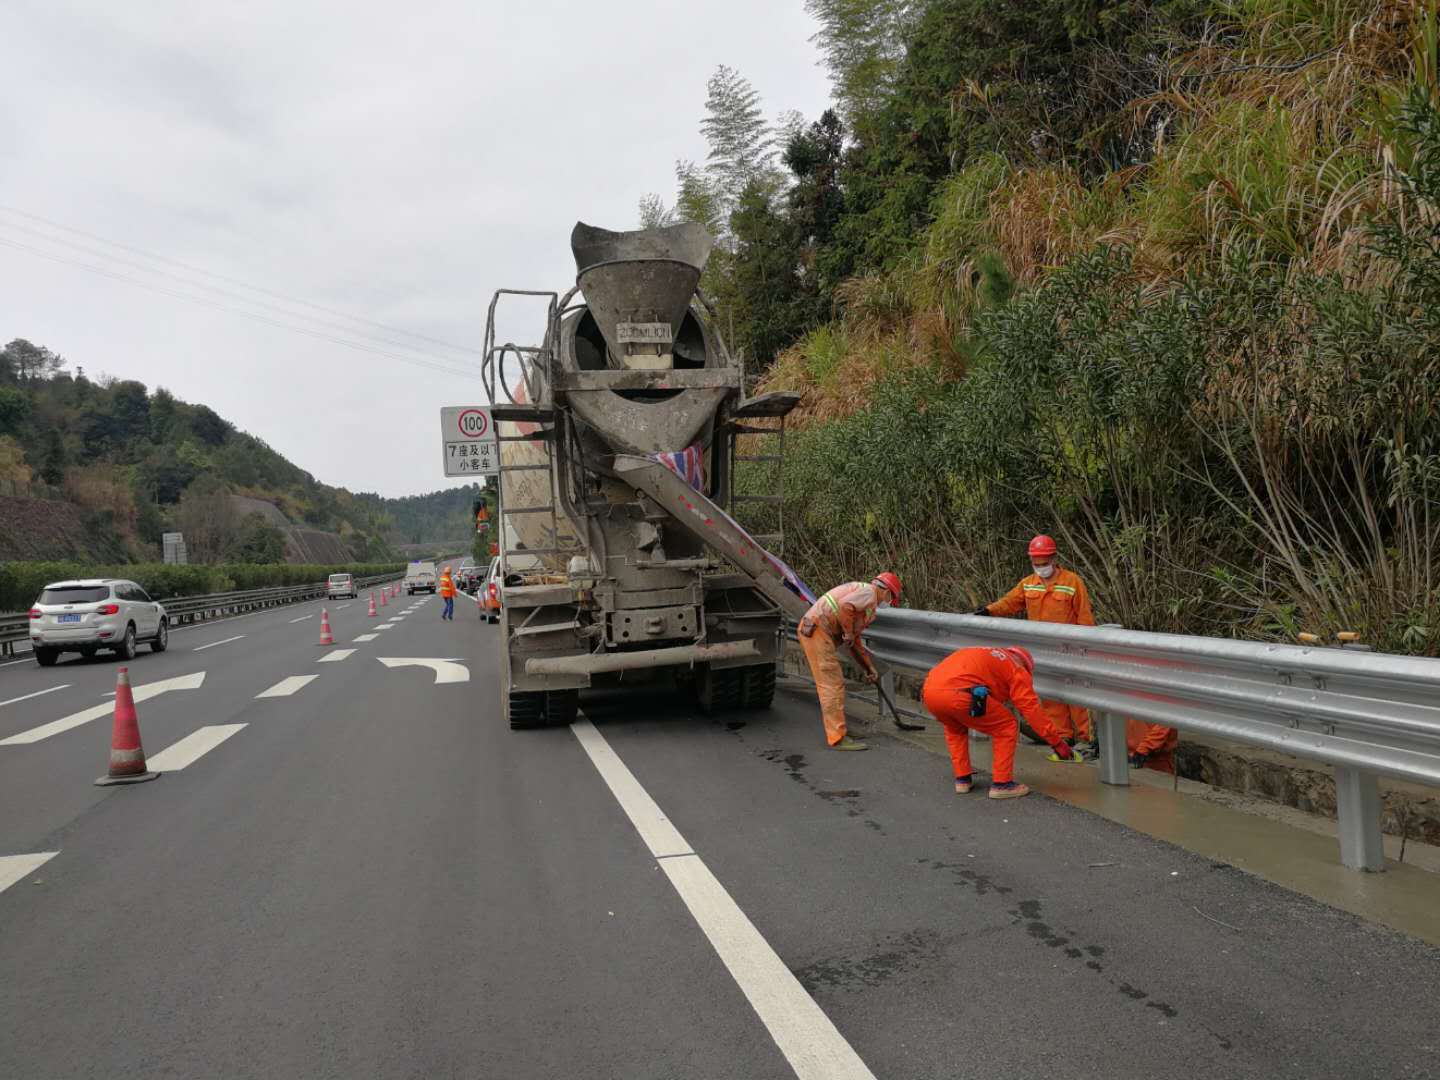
524, 639, 760, 677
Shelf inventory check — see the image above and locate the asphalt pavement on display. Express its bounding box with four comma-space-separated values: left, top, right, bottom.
0, 589, 1435, 1079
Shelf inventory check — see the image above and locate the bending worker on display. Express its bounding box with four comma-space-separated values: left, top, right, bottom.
922, 645, 1077, 799
439, 565, 457, 621
798, 573, 901, 752
974, 534, 1095, 750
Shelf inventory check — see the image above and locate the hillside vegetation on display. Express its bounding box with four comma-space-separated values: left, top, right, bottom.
649, 0, 1440, 654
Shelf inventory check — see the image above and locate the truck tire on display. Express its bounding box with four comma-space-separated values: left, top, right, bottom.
695, 665, 744, 714
545, 689, 579, 727
507, 689, 546, 730
739, 664, 776, 709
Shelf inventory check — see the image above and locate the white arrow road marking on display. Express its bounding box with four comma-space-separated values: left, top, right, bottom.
147, 724, 246, 771
353, 634, 379, 643
571, 719, 877, 1080
256, 675, 319, 699
194, 635, 244, 652
0, 852, 59, 895
0, 672, 207, 746
376, 658, 469, 684
316, 649, 356, 664
0, 685, 70, 709
289, 614, 314, 623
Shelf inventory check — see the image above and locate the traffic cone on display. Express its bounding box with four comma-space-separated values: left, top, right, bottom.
318, 608, 334, 646
95, 667, 158, 786
380, 588, 388, 608
368, 592, 377, 617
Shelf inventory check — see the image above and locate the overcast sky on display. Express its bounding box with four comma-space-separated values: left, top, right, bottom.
0, 1, 831, 497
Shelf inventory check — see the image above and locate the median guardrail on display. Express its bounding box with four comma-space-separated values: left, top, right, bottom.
858, 609, 1440, 872
0, 572, 404, 659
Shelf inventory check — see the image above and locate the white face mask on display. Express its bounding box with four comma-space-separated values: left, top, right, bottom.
1033, 562, 1056, 580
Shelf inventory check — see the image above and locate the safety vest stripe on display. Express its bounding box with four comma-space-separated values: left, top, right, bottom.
1023, 584, 1046, 592
1052, 585, 1077, 595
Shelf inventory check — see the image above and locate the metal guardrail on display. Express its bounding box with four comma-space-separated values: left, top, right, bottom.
0, 572, 404, 658
860, 609, 1440, 872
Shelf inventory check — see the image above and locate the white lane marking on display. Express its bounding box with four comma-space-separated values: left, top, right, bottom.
0, 684, 70, 709
193, 635, 245, 652
0, 672, 206, 746
570, 718, 876, 1080
255, 675, 319, 699
375, 624, 395, 631
353, 633, 379, 643
376, 657, 469, 684
0, 657, 37, 668
0, 852, 59, 894
289, 614, 314, 623
337, 604, 352, 610
317, 649, 356, 664
147, 724, 246, 771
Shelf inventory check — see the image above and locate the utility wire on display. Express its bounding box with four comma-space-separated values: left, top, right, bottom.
0, 204, 482, 357
0, 235, 479, 380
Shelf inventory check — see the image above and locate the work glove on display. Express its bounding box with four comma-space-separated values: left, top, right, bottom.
1047, 741, 1080, 763
971, 606, 990, 617
1128, 752, 1148, 769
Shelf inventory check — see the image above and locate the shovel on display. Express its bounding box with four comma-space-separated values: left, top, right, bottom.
876, 677, 926, 731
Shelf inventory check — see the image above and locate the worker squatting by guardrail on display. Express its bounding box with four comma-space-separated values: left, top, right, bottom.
0, 573, 405, 659
858, 608, 1440, 872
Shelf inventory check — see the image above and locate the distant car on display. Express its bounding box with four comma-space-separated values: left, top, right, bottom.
406, 561, 438, 595
29, 579, 169, 666
326, 573, 357, 600
479, 556, 501, 624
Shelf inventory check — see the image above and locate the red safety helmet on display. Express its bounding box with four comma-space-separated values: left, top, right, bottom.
1004, 647, 1035, 674
872, 571, 902, 602
1027, 534, 1058, 559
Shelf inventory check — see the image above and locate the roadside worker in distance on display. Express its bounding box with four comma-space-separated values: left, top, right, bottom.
439, 565, 457, 621
798, 573, 902, 752
974, 534, 1095, 757
922, 645, 1079, 799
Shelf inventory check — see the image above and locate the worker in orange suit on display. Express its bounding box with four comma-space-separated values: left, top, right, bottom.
975, 534, 1095, 747
922, 646, 1079, 799
439, 565, 457, 621
798, 572, 901, 751
1127, 718, 1179, 774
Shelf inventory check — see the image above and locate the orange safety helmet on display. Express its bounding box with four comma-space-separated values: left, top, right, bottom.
872, 571, 902, 602
1027, 534, 1058, 558
1004, 646, 1035, 674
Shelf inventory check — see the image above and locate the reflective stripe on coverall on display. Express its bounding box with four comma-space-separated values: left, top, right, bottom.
986, 567, 1095, 741
921, 647, 1064, 783
798, 582, 882, 746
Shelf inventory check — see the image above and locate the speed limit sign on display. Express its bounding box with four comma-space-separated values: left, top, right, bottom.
440, 405, 497, 477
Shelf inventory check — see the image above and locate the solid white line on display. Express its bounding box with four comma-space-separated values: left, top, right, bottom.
0, 684, 70, 709
316, 649, 356, 663
353, 633, 378, 643
0, 852, 59, 894
193, 635, 244, 652
289, 614, 314, 623
569, 718, 876, 1080
147, 724, 246, 771
255, 675, 319, 699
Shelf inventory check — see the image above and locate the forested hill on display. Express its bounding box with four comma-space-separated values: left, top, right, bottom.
0, 338, 483, 563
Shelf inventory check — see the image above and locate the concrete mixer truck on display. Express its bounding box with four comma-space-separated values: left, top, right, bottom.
483, 221, 810, 729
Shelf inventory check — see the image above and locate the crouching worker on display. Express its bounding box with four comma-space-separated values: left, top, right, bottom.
1127, 718, 1179, 774
921, 646, 1079, 799
798, 573, 901, 751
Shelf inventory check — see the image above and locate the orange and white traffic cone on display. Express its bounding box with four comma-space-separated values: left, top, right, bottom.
318, 608, 334, 646
380, 588, 388, 608
95, 667, 158, 786
368, 593, 377, 617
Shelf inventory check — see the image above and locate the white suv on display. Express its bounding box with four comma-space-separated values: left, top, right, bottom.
29, 579, 169, 666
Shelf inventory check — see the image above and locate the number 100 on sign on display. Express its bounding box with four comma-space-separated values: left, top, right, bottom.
441, 406, 497, 477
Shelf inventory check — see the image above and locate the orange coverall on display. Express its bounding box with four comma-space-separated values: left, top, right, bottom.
922, 647, 1064, 783
798, 582, 882, 746
986, 567, 1095, 741
439, 572, 457, 598
1127, 719, 1179, 774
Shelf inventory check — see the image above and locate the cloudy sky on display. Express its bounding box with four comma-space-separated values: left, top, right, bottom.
0, 1, 831, 497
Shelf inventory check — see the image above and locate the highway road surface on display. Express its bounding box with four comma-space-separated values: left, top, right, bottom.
1, 590, 1436, 1079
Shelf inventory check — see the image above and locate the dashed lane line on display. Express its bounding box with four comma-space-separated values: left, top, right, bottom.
0, 852, 58, 895
336, 604, 352, 610
193, 635, 245, 652
289, 614, 315, 623
316, 649, 356, 663
353, 634, 379, 643
570, 718, 877, 1080
255, 675, 319, 699
0, 685, 71, 709
147, 724, 246, 771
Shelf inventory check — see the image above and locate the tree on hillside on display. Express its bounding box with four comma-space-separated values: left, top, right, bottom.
699, 66, 777, 224
1, 339, 64, 384
0, 435, 32, 495
0, 386, 29, 434
805, 0, 920, 136
39, 428, 66, 487
637, 192, 676, 229
175, 478, 240, 563
230, 512, 287, 563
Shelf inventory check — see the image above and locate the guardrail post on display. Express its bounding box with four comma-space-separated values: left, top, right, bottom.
1094, 710, 1129, 786
1334, 766, 1385, 871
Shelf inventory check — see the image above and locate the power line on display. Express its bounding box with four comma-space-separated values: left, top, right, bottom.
0, 204, 483, 357
0, 235, 480, 380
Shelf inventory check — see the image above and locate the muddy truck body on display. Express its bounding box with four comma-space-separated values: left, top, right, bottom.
482, 221, 808, 728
